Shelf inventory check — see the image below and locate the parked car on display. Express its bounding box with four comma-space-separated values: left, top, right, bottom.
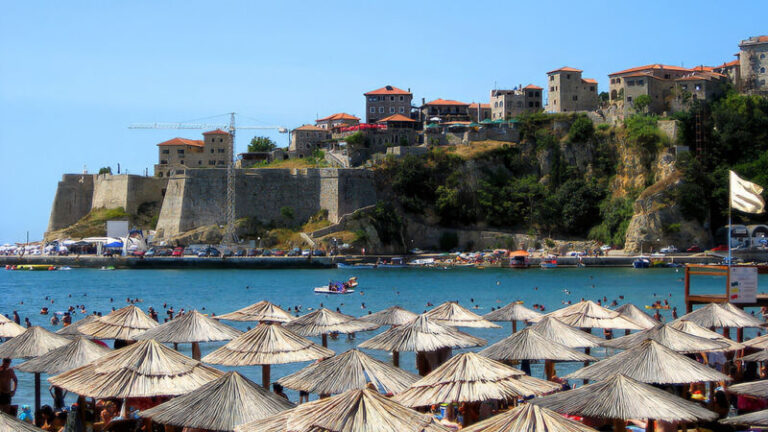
172, 247, 184, 257
660, 246, 678, 254
197, 247, 221, 257
131, 250, 146, 257
686, 245, 702, 253
261, 249, 273, 256
247, 249, 260, 257
222, 249, 234, 257
145, 248, 156, 257
312, 249, 326, 256
287, 248, 301, 256
567, 251, 586, 257
600, 245, 612, 252
301, 249, 311, 257
235, 249, 246, 257
273, 250, 286, 257
711, 245, 728, 252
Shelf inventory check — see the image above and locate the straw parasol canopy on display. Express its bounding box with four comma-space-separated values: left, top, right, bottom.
49, 339, 223, 399
531, 374, 718, 423
668, 320, 745, 351
0, 410, 45, 431
284, 308, 379, 347
425, 302, 501, 328
614, 304, 660, 329
720, 302, 765, 326
676, 303, 764, 329
216, 300, 294, 323
479, 327, 596, 362
359, 315, 486, 353
55, 314, 100, 337
601, 324, 729, 353
462, 403, 598, 432
133, 310, 242, 343
538, 301, 643, 330
565, 339, 730, 384
727, 379, 768, 398
483, 302, 542, 323
720, 409, 768, 426
744, 333, 768, 349
277, 349, 418, 395
393, 352, 560, 408
360, 306, 417, 326
742, 349, 768, 362
235, 388, 451, 432
0, 326, 71, 359
78, 305, 158, 340
528, 317, 604, 349
17, 337, 111, 375
141, 371, 294, 431
0, 314, 25, 338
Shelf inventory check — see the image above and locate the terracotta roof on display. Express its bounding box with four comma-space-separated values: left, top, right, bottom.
609, 64, 690, 76
522, 84, 543, 90
621, 72, 659, 79
203, 129, 229, 135
424, 98, 468, 106
547, 66, 583, 74
316, 113, 360, 122
377, 114, 417, 123
689, 65, 715, 72
468, 103, 491, 109
293, 124, 327, 132
676, 71, 727, 82
581, 78, 598, 84
715, 59, 740, 69
364, 85, 411, 96
157, 138, 204, 147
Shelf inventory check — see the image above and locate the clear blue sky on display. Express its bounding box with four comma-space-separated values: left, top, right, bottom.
0, 1, 765, 244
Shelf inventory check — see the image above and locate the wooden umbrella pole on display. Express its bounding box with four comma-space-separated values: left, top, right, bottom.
645, 419, 654, 432
583, 347, 591, 385
191, 342, 201, 360
34, 372, 41, 415
613, 419, 626, 432
392, 351, 400, 367
322, 333, 328, 348
545, 360, 555, 381
262, 364, 271, 389
723, 327, 730, 339
737, 327, 744, 342
512, 320, 517, 333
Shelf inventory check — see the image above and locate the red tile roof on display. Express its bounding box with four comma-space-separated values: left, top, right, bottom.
364, 85, 411, 96
621, 72, 659, 79
676, 71, 727, 82
294, 124, 327, 132
377, 114, 417, 123
424, 98, 468, 106
203, 129, 229, 135
468, 103, 491, 109
523, 84, 543, 90
157, 138, 204, 147
316, 113, 360, 122
609, 64, 690, 76
547, 66, 583, 74
581, 79, 598, 84
715, 59, 740, 69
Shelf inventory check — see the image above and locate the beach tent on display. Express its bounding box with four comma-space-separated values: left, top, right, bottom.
216, 300, 294, 323
360, 305, 417, 327
461, 403, 597, 432
78, 305, 158, 340
483, 302, 542, 333
425, 302, 501, 329
133, 310, 241, 360
601, 324, 729, 353
284, 308, 379, 348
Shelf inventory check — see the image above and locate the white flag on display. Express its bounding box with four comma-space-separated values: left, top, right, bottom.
730, 170, 765, 214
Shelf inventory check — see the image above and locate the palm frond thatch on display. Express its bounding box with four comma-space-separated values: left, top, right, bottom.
0, 410, 45, 431
277, 349, 418, 395
284, 308, 379, 337
202, 323, 334, 366
727, 379, 768, 398
215, 301, 294, 323
358, 315, 486, 353
614, 304, 660, 329
78, 305, 158, 340
0, 314, 26, 338
720, 408, 768, 426
360, 306, 418, 326
531, 374, 718, 422
48, 339, 223, 399
720, 302, 765, 327
565, 339, 730, 384
462, 403, 598, 432
668, 320, 745, 351
741, 349, 768, 362
141, 371, 294, 431
744, 333, 768, 349
132, 310, 242, 343
55, 315, 100, 337
601, 324, 729, 353
425, 302, 501, 328
538, 301, 643, 330
235, 388, 450, 432
17, 337, 111, 375
676, 303, 764, 329
528, 317, 604, 349
0, 326, 71, 359
393, 352, 559, 407
479, 327, 596, 362
483, 303, 542, 323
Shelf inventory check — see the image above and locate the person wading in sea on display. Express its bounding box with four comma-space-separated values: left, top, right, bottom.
0, 358, 18, 415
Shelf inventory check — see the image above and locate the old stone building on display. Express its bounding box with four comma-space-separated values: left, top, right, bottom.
467, 103, 491, 122
738, 35, 768, 94
671, 71, 728, 111
420, 99, 470, 123
713, 59, 740, 88
490, 85, 543, 120
315, 113, 360, 130
154, 129, 231, 178
545, 67, 598, 113
289, 125, 332, 158
364, 85, 413, 123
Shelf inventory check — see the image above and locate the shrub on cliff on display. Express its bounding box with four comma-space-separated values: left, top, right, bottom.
568, 115, 594, 143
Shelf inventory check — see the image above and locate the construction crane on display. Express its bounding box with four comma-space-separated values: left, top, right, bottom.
130, 112, 288, 243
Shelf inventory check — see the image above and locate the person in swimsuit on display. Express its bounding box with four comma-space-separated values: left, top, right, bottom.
0, 358, 18, 415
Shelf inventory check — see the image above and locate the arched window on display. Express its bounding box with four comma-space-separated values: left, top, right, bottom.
762, 67, 766, 74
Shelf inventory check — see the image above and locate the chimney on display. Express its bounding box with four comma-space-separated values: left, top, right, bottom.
422, 97, 425, 105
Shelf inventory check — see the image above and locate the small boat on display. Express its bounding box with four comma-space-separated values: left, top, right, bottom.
633, 258, 650, 269
540, 257, 558, 269
100, 266, 116, 271
58, 266, 72, 271
314, 277, 357, 294
645, 304, 671, 310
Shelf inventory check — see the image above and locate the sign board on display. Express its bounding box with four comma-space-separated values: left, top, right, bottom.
106, 220, 129, 239
729, 266, 758, 303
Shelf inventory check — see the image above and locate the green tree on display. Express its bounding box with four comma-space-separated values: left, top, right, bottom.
568, 115, 594, 143
598, 92, 609, 103
248, 136, 277, 153
98, 167, 112, 174
633, 94, 651, 113
280, 206, 294, 220
345, 131, 367, 147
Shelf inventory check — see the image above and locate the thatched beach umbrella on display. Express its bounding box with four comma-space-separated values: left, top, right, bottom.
614, 304, 660, 330
393, 352, 560, 411
720, 409, 768, 426
0, 314, 25, 338
744, 333, 768, 349
202, 323, 333, 389
133, 310, 242, 360
601, 324, 729, 353
528, 317, 604, 349
17, 337, 111, 375
668, 320, 745, 351
676, 303, 763, 341
284, 308, 379, 348
235, 388, 450, 432
742, 349, 768, 362
216, 300, 294, 323
78, 305, 158, 341
483, 302, 542, 333
277, 349, 418, 395
359, 315, 486, 375
49, 339, 222, 399
0, 326, 71, 413
360, 305, 417, 327
541, 301, 643, 330
462, 403, 598, 432
565, 339, 730, 384
141, 371, 294, 431
0, 410, 45, 431
727, 379, 768, 398
531, 374, 718, 431
55, 314, 100, 337
425, 302, 501, 329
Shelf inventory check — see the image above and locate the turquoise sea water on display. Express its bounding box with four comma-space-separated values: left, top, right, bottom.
0, 266, 762, 409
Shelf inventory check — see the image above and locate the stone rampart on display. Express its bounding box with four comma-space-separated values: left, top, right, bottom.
91, 174, 166, 214
47, 174, 96, 232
